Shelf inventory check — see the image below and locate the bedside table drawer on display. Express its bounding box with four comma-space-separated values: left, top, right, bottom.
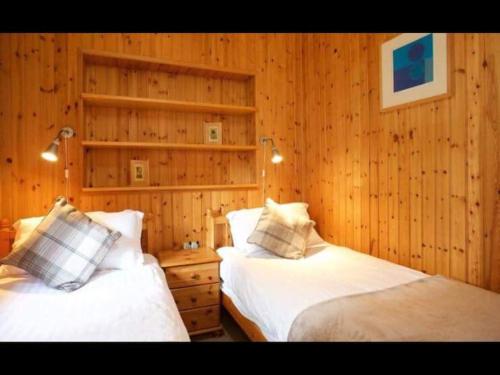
180, 305, 220, 332
165, 262, 219, 288
172, 283, 220, 310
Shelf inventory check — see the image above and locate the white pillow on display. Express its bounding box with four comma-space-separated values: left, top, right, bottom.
0, 264, 29, 277
10, 210, 145, 270
86, 210, 144, 269
2, 217, 46, 276
12, 215, 44, 246
225, 199, 323, 255
226, 207, 266, 255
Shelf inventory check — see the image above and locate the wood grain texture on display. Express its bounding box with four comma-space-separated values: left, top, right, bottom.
222, 292, 267, 342
303, 33, 500, 291
81, 93, 257, 114
1, 33, 498, 291
0, 33, 305, 254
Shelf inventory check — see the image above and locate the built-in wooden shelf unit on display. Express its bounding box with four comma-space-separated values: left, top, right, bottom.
79, 49, 257, 193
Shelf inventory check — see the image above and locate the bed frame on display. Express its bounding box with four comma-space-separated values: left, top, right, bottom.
0, 219, 15, 258
0, 216, 150, 256
205, 209, 268, 342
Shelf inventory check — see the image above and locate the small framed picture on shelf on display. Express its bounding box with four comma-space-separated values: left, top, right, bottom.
203, 122, 222, 144
130, 160, 150, 187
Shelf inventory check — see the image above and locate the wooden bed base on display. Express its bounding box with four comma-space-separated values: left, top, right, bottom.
222, 292, 267, 342
206, 209, 268, 342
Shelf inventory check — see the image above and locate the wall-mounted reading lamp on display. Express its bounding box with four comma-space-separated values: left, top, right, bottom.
41, 127, 76, 199
260, 136, 283, 164
260, 136, 283, 202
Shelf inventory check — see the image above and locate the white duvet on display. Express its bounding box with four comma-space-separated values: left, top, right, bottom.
218, 242, 428, 341
0, 254, 190, 341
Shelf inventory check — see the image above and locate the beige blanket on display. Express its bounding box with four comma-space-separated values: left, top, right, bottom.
288, 275, 500, 341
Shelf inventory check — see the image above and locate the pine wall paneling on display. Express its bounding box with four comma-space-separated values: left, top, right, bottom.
0, 33, 305, 254
1, 33, 498, 291
303, 33, 500, 291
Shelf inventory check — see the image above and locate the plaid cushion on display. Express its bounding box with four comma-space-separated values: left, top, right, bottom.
247, 199, 315, 259
0, 197, 121, 292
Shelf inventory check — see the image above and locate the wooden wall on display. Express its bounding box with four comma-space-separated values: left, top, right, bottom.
303, 33, 500, 290
0, 33, 305, 253
1, 33, 498, 291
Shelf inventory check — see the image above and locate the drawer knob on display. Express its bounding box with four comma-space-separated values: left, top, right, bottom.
191, 273, 201, 280
191, 320, 197, 326
190, 297, 197, 303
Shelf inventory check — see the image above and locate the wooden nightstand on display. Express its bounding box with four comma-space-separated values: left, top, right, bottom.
158, 247, 223, 337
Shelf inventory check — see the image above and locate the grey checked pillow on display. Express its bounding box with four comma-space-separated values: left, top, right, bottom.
247, 199, 315, 259
0, 197, 121, 292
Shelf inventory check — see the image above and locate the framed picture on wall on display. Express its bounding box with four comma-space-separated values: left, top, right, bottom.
381, 33, 450, 111
130, 160, 150, 187
203, 122, 222, 144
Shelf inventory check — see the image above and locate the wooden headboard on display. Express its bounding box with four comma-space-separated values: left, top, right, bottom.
0, 219, 15, 258
205, 209, 232, 249
0, 217, 151, 256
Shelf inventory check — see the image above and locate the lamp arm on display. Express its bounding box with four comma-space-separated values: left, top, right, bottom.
58, 127, 76, 139
259, 136, 275, 147
58, 126, 75, 200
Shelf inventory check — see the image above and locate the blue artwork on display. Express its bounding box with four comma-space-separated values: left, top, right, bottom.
393, 34, 433, 92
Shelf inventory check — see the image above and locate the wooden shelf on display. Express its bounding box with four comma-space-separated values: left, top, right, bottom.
80, 50, 258, 197
81, 141, 257, 152
82, 93, 257, 115
82, 184, 259, 193
82, 49, 255, 81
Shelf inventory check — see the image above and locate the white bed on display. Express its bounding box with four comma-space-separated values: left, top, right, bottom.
218, 241, 428, 342
0, 254, 190, 341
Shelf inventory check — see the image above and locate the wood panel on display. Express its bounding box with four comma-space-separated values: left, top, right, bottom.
303, 33, 500, 291
171, 283, 220, 310
180, 305, 220, 333
1, 33, 498, 292
164, 262, 219, 289
81, 93, 256, 114
0, 33, 305, 254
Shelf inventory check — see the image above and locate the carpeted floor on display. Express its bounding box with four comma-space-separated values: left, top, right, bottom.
191, 308, 250, 342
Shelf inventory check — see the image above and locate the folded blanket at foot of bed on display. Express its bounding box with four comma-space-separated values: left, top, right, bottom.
288, 275, 500, 342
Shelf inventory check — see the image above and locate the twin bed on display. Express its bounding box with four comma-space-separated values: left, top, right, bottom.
0, 254, 189, 341
0, 212, 190, 342
207, 208, 500, 342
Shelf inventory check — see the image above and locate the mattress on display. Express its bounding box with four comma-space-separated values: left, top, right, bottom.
0, 254, 190, 341
217, 242, 428, 341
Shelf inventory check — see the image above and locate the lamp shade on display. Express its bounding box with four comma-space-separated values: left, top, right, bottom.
271, 147, 283, 164
41, 139, 60, 162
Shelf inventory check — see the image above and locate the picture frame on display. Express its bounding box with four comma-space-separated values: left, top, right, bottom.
130, 160, 150, 187
380, 33, 450, 111
203, 122, 222, 144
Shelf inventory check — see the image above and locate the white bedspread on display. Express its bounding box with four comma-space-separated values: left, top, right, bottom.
0, 254, 190, 341
218, 243, 428, 341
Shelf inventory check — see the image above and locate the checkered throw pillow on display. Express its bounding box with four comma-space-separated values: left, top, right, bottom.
0, 197, 121, 292
247, 199, 315, 259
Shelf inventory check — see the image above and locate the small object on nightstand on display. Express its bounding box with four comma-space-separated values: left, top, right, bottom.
183, 241, 200, 249
158, 247, 223, 337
